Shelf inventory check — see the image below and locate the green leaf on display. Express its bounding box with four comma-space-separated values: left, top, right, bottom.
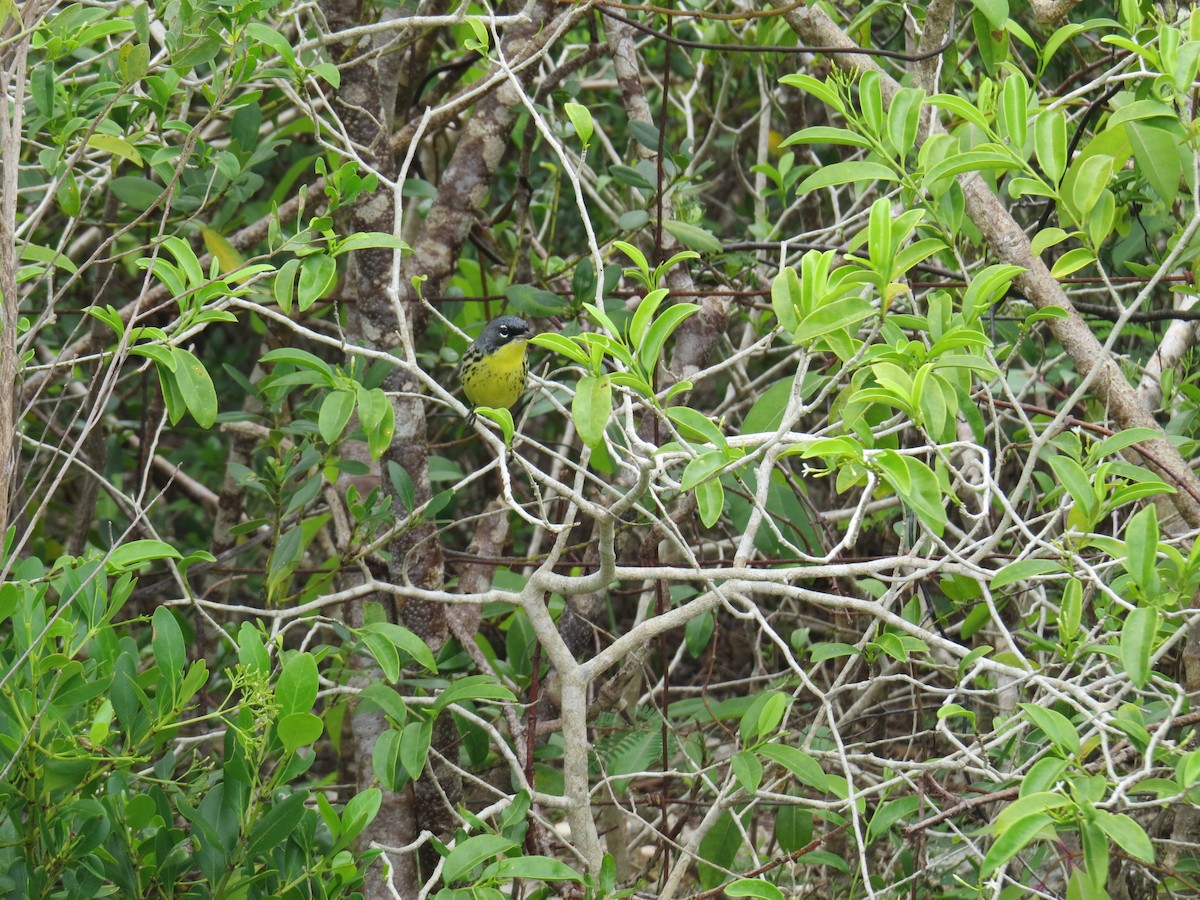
111, 176, 163, 208
1022, 756, 1069, 796
731, 749, 764, 794
1121, 606, 1158, 689
277, 711, 323, 751
980, 813, 1054, 876
695, 478, 724, 529
341, 788, 382, 843
758, 743, 828, 791
667, 406, 727, 448
318, 390, 356, 446
573, 374, 612, 449
505, 283, 569, 317
400, 718, 432, 780
433, 674, 517, 714
105, 539, 182, 573
151, 606, 184, 698
995, 792, 1071, 834
681, 449, 732, 492
791, 296, 874, 344
1019, 702, 1080, 756
443, 834, 517, 885
639, 302, 700, 373
779, 126, 871, 148
697, 811, 742, 890
1059, 578, 1083, 643
362, 622, 438, 673
1125, 119, 1184, 204
297, 252, 337, 310
1093, 810, 1154, 863
373, 728, 405, 791
796, 161, 898, 195
1035, 108, 1068, 184
1092, 427, 1162, 458
1123, 504, 1159, 592
88, 133, 144, 167
726, 878, 786, 900
564, 101, 594, 147
171, 348, 218, 428
662, 219, 722, 254
778, 74, 844, 113
991, 557, 1060, 589
483, 855, 586, 884
926, 94, 990, 131
925, 147, 1018, 185
971, 0, 1008, 29
277, 651, 319, 717
771, 266, 801, 334
1050, 247, 1096, 278
1048, 454, 1099, 523
334, 232, 410, 254
531, 332, 592, 368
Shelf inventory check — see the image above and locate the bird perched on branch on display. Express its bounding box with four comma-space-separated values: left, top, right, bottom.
459, 315, 532, 421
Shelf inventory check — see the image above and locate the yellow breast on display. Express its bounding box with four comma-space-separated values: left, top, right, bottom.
462, 338, 529, 409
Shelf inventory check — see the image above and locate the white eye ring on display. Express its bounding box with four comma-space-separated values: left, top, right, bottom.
499, 325, 509, 337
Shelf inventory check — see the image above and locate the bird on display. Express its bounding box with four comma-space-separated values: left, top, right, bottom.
458, 315, 533, 420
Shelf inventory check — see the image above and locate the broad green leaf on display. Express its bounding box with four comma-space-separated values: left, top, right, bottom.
980, 813, 1054, 876
731, 749, 764, 794
105, 539, 182, 573
778, 74, 844, 113
992, 558, 1060, 589
796, 161, 898, 195
483, 855, 586, 883
695, 478, 724, 528
1093, 810, 1154, 863
573, 374, 612, 449
779, 126, 871, 148
443, 834, 517, 885
1123, 504, 1159, 592
663, 220, 722, 254
297, 252, 337, 310
1019, 702, 1080, 756
1047, 455, 1099, 523
341, 788, 382, 843
681, 449, 733, 491
277, 651, 319, 717
726, 878, 786, 900
995, 792, 1071, 834
1121, 606, 1158, 689
667, 406, 727, 448
400, 718, 432, 780
758, 743, 828, 791
88, 133, 144, 167
152, 606, 184, 698
697, 811, 742, 890
277, 711, 323, 751
362, 622, 438, 672
1059, 578, 1083, 643
1125, 119, 1184, 204
1034, 108, 1067, 183
318, 390, 356, 445
1050, 247, 1096, 278
433, 675, 517, 714
172, 347, 218, 428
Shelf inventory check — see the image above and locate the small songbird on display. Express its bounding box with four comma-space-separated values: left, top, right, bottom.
458, 315, 532, 419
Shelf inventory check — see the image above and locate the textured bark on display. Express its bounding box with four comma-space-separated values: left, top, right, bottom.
319, 0, 416, 893
0, 9, 37, 540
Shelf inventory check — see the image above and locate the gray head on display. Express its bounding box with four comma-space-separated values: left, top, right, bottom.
474, 316, 532, 353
